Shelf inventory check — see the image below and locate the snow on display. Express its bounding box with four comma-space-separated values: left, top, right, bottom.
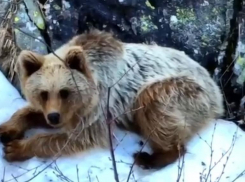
0, 70, 245, 182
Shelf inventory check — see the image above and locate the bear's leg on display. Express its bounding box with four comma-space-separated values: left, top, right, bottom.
133, 76, 212, 169
3, 121, 108, 162
0, 106, 53, 144
133, 145, 186, 169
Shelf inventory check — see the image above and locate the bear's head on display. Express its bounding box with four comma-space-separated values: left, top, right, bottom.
16, 46, 99, 127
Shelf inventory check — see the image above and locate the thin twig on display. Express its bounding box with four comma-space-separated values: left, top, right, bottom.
176, 117, 187, 182
53, 161, 74, 182
204, 123, 217, 182
216, 127, 238, 182
231, 168, 245, 182
10, 175, 18, 182
96, 176, 100, 182
76, 165, 80, 182
87, 169, 92, 182
1, 166, 5, 182
176, 145, 185, 182
103, 48, 148, 182
106, 87, 119, 182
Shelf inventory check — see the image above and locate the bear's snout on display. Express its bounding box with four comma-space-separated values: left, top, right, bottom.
47, 113, 60, 125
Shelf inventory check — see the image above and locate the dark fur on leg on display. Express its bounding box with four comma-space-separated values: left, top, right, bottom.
133, 145, 186, 169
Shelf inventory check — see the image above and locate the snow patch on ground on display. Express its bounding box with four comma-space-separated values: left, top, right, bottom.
0, 71, 245, 182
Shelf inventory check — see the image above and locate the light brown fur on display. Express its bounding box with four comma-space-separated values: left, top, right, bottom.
0, 30, 224, 169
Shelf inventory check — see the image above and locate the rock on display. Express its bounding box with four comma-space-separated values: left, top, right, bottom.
0, 1, 48, 94
14, 1, 47, 54
45, 0, 230, 71
23, 0, 46, 30
229, 0, 245, 120
234, 1, 245, 85
45, 0, 79, 49
0, 1, 10, 24
0, 1, 21, 92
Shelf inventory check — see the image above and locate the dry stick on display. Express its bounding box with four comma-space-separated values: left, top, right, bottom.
197, 124, 217, 182
198, 124, 238, 182
219, 19, 242, 120
103, 51, 148, 182
112, 106, 145, 154
96, 176, 100, 182
131, 172, 137, 182
204, 123, 217, 182
200, 168, 206, 182
104, 101, 144, 181
182, 164, 185, 182
1, 166, 5, 182
10, 175, 18, 182
176, 118, 188, 182
176, 145, 185, 182
209, 129, 238, 172
76, 165, 80, 182
216, 127, 238, 182
113, 132, 127, 151
231, 168, 245, 182
4, 163, 44, 182
87, 169, 92, 182
219, 53, 239, 118
177, 153, 186, 182
211, 126, 238, 182
113, 106, 144, 122
9, 164, 29, 172
106, 87, 119, 182
53, 161, 74, 182
108, 159, 131, 166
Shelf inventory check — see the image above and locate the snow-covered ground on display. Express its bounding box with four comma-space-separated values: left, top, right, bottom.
0, 70, 245, 182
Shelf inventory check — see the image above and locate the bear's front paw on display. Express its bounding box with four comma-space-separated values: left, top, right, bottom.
133, 152, 153, 170
0, 124, 24, 144
3, 140, 33, 162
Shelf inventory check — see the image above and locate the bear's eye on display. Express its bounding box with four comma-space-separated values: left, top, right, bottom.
40, 91, 48, 101
59, 89, 69, 99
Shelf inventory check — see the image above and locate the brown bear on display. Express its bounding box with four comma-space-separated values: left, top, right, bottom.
0, 30, 224, 169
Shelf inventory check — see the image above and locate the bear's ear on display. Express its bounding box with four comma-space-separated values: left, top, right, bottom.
65, 46, 87, 73
17, 50, 44, 77
65, 46, 93, 80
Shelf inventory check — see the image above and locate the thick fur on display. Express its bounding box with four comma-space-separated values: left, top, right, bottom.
0, 30, 224, 169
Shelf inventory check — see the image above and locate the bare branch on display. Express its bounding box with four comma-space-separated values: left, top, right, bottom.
96, 176, 100, 182
204, 123, 217, 182
231, 168, 245, 182
106, 87, 119, 182
1, 166, 5, 182
216, 127, 238, 182
53, 161, 74, 182
76, 165, 80, 182
11, 174, 19, 182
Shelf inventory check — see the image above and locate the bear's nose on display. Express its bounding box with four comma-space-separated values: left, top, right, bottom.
47, 113, 60, 125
